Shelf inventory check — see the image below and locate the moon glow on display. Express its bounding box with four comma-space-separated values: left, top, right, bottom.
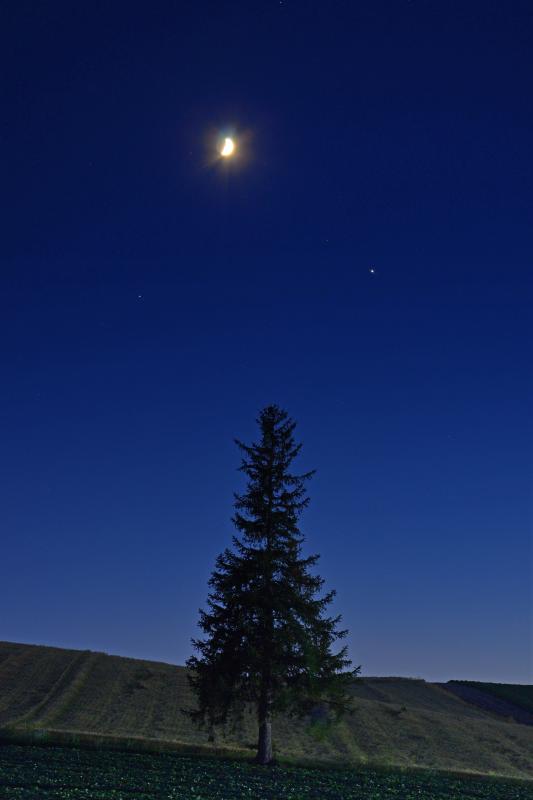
220, 137, 235, 157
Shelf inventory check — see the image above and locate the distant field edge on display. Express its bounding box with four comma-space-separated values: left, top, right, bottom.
0, 726, 248, 761
2, 725, 533, 786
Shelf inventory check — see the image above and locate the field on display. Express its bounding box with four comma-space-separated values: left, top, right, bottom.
2, 744, 533, 800
1, 641, 533, 781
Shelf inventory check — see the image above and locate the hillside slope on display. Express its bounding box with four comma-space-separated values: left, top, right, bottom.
1, 641, 532, 779
441, 681, 533, 725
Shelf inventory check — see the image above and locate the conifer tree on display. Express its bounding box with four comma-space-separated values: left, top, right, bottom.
186, 404, 358, 764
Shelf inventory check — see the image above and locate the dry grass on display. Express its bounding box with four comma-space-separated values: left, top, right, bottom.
1, 641, 532, 780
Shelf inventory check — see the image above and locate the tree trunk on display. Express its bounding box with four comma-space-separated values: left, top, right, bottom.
256, 716, 273, 764
256, 437, 275, 766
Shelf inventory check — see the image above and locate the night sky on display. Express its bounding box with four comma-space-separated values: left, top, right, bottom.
1, 1, 531, 684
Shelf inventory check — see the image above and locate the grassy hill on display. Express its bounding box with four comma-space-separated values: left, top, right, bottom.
447, 681, 533, 718
1, 641, 532, 780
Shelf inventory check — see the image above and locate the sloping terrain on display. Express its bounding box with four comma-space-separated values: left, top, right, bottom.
441, 681, 533, 725
1, 641, 532, 779
461, 681, 533, 714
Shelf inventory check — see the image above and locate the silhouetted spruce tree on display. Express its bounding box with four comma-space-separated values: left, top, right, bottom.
186, 405, 358, 764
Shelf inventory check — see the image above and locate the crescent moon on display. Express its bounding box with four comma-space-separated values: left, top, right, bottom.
220, 137, 235, 157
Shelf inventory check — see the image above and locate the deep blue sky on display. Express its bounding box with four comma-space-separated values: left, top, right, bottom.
1, 1, 531, 683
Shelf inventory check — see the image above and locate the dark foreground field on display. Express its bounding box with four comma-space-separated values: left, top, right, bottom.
1, 745, 533, 800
